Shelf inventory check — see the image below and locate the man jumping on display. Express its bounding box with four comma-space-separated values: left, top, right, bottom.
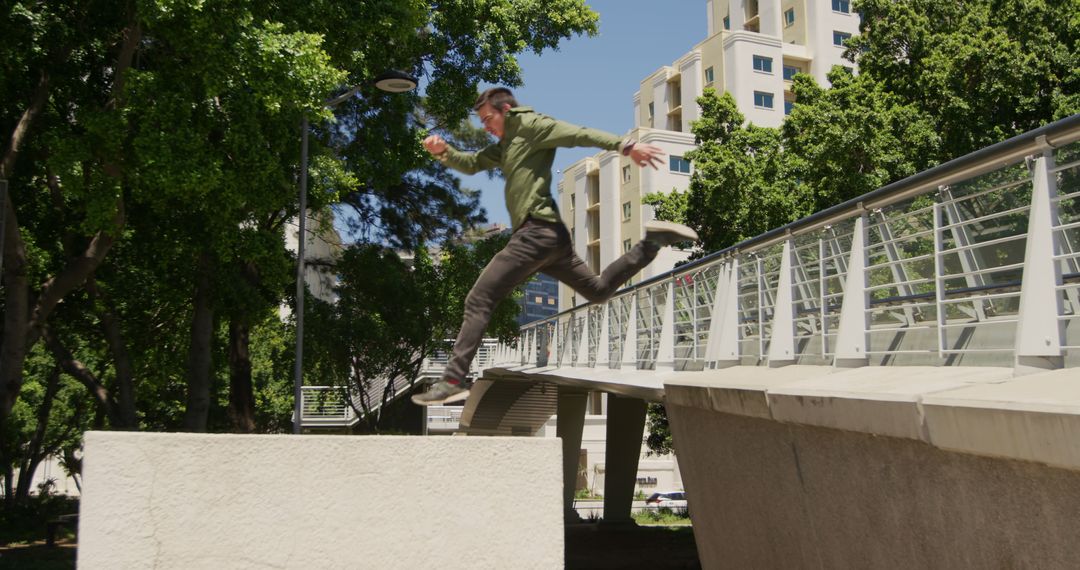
412, 87, 697, 406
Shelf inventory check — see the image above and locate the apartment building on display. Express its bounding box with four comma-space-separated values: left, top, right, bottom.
519, 272, 560, 325
558, 128, 696, 311
558, 0, 860, 311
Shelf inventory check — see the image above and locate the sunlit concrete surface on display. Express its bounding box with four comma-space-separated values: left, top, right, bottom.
78, 432, 562, 569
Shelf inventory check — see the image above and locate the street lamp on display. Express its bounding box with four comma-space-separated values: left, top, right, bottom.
294, 70, 418, 434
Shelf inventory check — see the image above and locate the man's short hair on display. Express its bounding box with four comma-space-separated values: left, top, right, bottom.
474, 87, 518, 112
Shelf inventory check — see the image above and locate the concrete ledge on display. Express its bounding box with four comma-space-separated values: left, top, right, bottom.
665, 366, 830, 419
79, 432, 562, 569
768, 366, 1013, 440
923, 368, 1080, 470
485, 366, 666, 402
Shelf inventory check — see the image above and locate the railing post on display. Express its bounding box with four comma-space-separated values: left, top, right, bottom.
575, 310, 588, 367
767, 237, 797, 366
705, 257, 740, 366
1015, 140, 1065, 373
756, 255, 767, 359
656, 279, 677, 371
834, 212, 870, 367
622, 294, 638, 369
933, 200, 947, 355
596, 304, 610, 368
819, 237, 828, 356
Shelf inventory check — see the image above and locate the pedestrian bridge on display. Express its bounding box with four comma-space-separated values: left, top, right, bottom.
462, 114, 1080, 568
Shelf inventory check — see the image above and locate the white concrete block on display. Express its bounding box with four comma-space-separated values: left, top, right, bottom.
78, 432, 562, 569
923, 367, 1080, 469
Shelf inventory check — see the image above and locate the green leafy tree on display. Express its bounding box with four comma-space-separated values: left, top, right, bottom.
782, 68, 942, 212
304, 233, 520, 431
2, 0, 599, 440
678, 88, 804, 254
849, 0, 1080, 157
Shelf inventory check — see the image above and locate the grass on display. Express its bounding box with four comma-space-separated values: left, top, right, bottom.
633, 506, 692, 526
0, 493, 79, 570
0, 495, 79, 546
0, 542, 76, 570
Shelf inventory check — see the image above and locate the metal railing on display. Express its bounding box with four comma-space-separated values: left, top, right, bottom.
426, 405, 464, 431
507, 114, 1080, 372
299, 339, 500, 428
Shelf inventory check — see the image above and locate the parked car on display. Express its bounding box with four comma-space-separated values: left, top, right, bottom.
644, 491, 687, 508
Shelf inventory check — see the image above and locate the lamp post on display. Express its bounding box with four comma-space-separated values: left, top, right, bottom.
294, 70, 418, 434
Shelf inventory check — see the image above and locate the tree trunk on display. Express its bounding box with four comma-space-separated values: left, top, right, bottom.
0, 20, 140, 421
183, 253, 215, 432
2, 465, 13, 510
0, 199, 30, 419
87, 279, 137, 429
227, 318, 256, 433
15, 368, 60, 503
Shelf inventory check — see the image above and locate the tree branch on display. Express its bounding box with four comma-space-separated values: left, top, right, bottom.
43, 328, 120, 426
0, 69, 50, 180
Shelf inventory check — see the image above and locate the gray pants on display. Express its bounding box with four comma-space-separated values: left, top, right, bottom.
443, 218, 659, 383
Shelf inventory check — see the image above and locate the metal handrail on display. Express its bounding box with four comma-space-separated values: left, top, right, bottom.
511, 114, 1080, 370
544, 113, 1080, 318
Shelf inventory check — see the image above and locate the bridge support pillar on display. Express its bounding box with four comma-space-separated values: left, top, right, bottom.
557, 387, 589, 521
603, 393, 647, 523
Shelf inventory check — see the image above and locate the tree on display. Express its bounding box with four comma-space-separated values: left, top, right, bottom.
782, 68, 941, 212
849, 0, 1080, 157
648, 89, 804, 255
2, 0, 600, 439
303, 233, 521, 431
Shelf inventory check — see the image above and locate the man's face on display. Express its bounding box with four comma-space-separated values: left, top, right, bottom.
476, 103, 509, 139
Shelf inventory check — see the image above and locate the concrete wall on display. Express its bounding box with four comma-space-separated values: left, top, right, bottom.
538, 414, 684, 495
666, 371, 1080, 569
78, 432, 562, 569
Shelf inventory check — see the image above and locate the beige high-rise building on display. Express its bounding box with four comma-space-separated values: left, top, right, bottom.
558, 0, 860, 310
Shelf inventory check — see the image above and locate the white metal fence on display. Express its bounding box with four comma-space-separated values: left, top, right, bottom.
511, 115, 1080, 372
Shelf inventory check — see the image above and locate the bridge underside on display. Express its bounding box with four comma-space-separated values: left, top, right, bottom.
463, 363, 1080, 567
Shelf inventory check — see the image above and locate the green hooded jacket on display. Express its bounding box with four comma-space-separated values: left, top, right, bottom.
436, 106, 623, 230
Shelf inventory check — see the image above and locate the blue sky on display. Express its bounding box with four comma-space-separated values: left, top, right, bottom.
461, 0, 708, 227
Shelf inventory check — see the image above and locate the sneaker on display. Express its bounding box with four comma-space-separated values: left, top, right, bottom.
411, 379, 470, 406
644, 220, 698, 247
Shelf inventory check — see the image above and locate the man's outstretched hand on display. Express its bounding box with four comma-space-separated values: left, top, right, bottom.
629, 142, 665, 169
422, 134, 448, 156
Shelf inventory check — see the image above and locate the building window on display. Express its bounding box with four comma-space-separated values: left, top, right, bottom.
623, 239, 632, 253
570, 194, 575, 211
622, 201, 632, 220
622, 165, 631, 183
752, 55, 772, 73
547, 297, 556, 305
833, 31, 852, 46
723, 15, 730, 30
669, 155, 691, 173
784, 100, 794, 115
784, 8, 795, 27
753, 91, 774, 109
648, 102, 655, 121
535, 296, 542, 303
783, 65, 801, 81
704, 66, 714, 84
842, 65, 854, 74
832, 0, 850, 13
